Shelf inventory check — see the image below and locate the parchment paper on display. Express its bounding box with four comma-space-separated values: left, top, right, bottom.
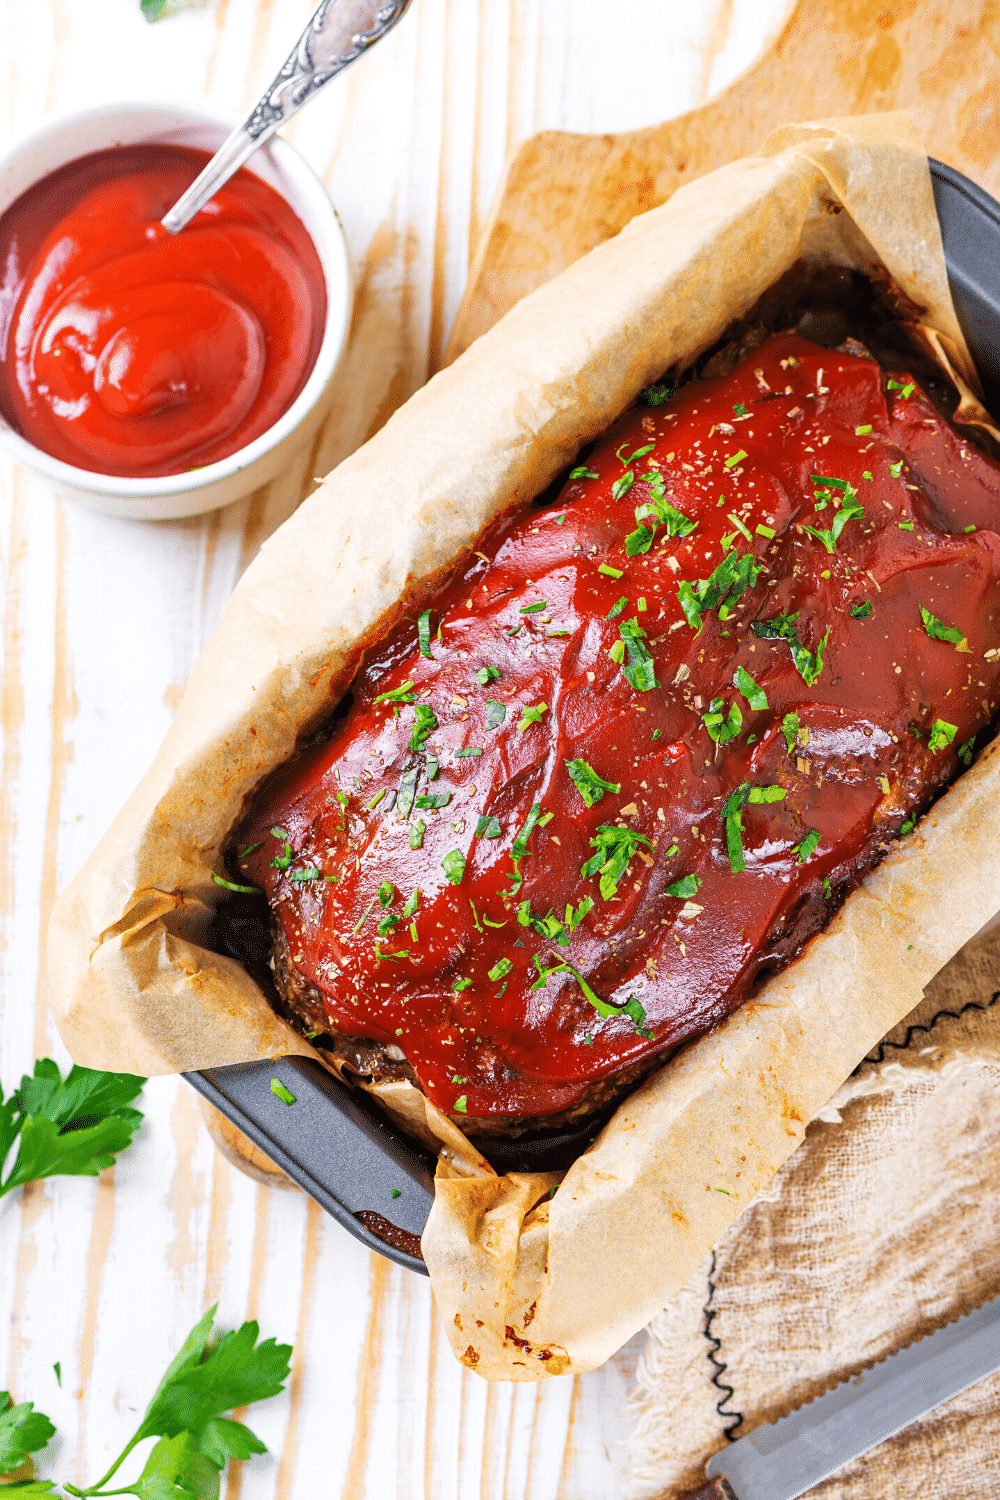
48, 114, 1000, 1381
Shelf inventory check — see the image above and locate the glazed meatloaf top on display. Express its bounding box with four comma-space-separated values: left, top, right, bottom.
232, 330, 1000, 1136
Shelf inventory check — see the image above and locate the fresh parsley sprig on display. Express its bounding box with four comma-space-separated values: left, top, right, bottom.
9, 1305, 295, 1499
1, 1060, 144, 1204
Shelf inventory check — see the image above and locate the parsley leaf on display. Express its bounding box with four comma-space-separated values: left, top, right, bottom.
721, 783, 786, 873
751, 612, 831, 686
488, 958, 513, 982
408, 820, 425, 850
733, 665, 768, 711
565, 759, 622, 807
532, 959, 653, 1038
485, 699, 506, 730
959, 736, 976, 767
665, 874, 701, 899
415, 792, 450, 809
781, 711, 800, 754
62, 1305, 290, 1498
792, 828, 821, 864
611, 472, 635, 501
418, 611, 433, 660
0, 1059, 144, 1203
509, 803, 544, 893
476, 815, 502, 839
801, 484, 864, 553
373, 680, 417, 706
642, 381, 678, 406
619, 618, 658, 691
570, 465, 599, 480
0, 1391, 55, 1476
927, 719, 958, 753
580, 824, 655, 900
617, 441, 655, 468
702, 697, 742, 744
476, 665, 501, 685
851, 600, 873, 620
919, 605, 969, 652
397, 766, 419, 821
408, 703, 438, 755
441, 851, 467, 885
676, 549, 764, 633
517, 702, 548, 731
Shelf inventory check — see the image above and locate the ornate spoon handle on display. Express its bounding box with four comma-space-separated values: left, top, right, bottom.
162, 0, 414, 234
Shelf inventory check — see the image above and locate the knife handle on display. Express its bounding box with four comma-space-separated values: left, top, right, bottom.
677, 1478, 739, 1500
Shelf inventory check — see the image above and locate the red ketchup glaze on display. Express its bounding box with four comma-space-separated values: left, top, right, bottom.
0, 145, 326, 477
237, 335, 1000, 1122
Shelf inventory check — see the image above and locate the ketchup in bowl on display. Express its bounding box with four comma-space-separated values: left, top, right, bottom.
0, 144, 327, 478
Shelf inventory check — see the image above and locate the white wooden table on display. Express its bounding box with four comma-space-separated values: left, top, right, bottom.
0, 2, 786, 1493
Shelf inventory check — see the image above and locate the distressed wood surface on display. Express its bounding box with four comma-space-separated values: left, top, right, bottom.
1, 0, 932, 1494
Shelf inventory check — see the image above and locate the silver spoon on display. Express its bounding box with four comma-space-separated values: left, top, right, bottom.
161, 0, 415, 235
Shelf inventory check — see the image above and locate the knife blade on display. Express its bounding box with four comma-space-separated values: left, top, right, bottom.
700, 1290, 1000, 1500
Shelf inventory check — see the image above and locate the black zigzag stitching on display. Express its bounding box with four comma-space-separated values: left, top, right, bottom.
703, 1249, 744, 1440
854, 987, 1000, 1075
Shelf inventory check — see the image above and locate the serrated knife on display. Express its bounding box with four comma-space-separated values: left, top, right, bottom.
680, 1291, 1000, 1500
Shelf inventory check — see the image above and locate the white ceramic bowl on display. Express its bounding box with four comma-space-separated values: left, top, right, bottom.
0, 100, 351, 521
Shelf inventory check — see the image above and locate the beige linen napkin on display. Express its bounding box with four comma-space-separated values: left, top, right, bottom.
623, 917, 1000, 1497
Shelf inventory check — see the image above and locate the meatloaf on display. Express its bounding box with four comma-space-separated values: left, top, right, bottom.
231, 327, 1000, 1137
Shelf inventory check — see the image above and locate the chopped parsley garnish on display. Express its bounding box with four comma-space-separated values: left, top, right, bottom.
899, 816, 916, 837
533, 960, 653, 1039
642, 380, 678, 406
570, 465, 599, 480
565, 759, 621, 807
702, 697, 742, 744
565, 895, 594, 932
452, 1095, 468, 1113
733, 402, 749, 416
855, 424, 872, 436
609, 640, 626, 664
733, 665, 768, 710
792, 828, 821, 864
418, 610, 433, 659
927, 719, 958, 753
270, 1078, 296, 1106
599, 562, 624, 579
676, 549, 764, 633
425, 755, 439, 779
781, 711, 800, 753
378, 881, 394, 907
212, 874, 262, 894
415, 791, 450, 809
485, 699, 506, 729
887, 378, 916, 399
632, 473, 698, 543
455, 746, 484, 757
611, 472, 635, 501
488, 958, 513, 982
476, 814, 502, 838
403, 889, 420, 917
619, 618, 658, 691
958, 736, 976, 767
919, 605, 968, 651
373, 680, 417, 705
617, 441, 655, 468
607, 596, 628, 620
751, 611, 830, 686
476, 665, 501, 684
408, 702, 438, 754
517, 701, 548, 730
724, 450, 748, 469
397, 766, 419, 821
756, 523, 775, 539
721, 782, 786, 873
890, 460, 903, 479
377, 913, 400, 936
580, 824, 655, 899
268, 828, 292, 870
520, 599, 547, 614
367, 788, 387, 809
726, 512, 753, 544
239, 840, 264, 857
899, 520, 914, 531
442, 850, 467, 884
801, 485, 864, 553
375, 947, 409, 964
509, 802, 544, 893
409, 820, 425, 849
665, 873, 702, 899
851, 600, 873, 620
453, 978, 472, 992
665, 842, 680, 857
351, 894, 378, 934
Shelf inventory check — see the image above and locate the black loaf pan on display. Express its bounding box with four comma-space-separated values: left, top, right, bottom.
185, 159, 1000, 1276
